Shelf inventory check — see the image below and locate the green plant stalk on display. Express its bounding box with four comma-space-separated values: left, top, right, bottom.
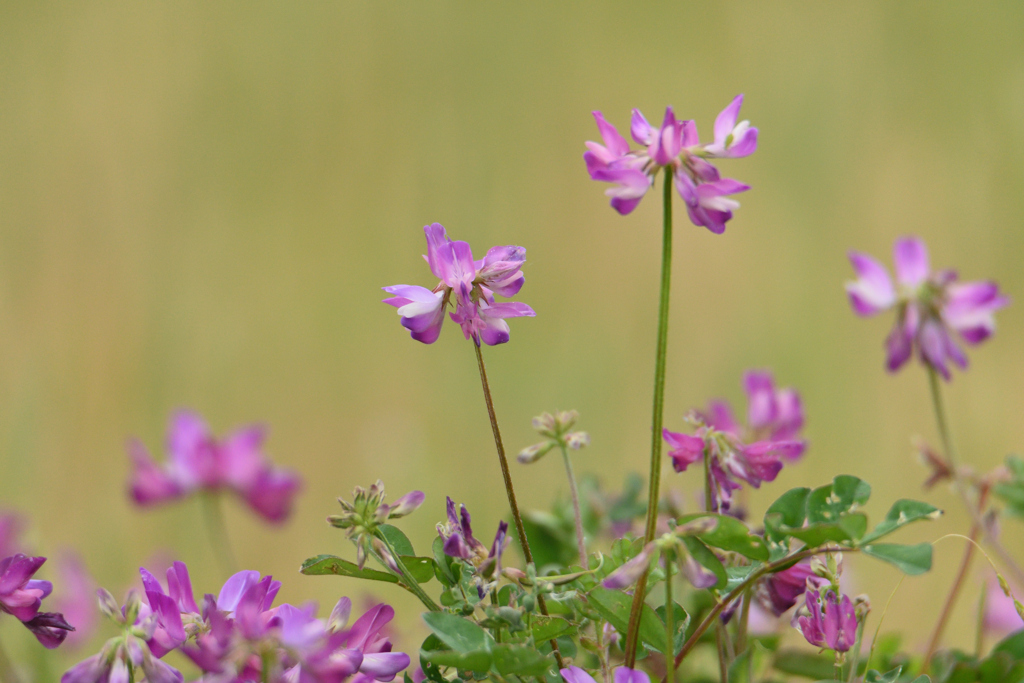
594, 619, 612, 683
665, 555, 675, 683
845, 615, 867, 683
705, 446, 731, 679
736, 586, 752, 662
473, 343, 565, 670
200, 492, 238, 575
624, 165, 675, 668
975, 580, 988, 658
374, 530, 442, 612
559, 444, 588, 567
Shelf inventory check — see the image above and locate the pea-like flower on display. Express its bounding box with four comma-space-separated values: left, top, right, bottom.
330, 481, 425, 569
383, 223, 534, 346
561, 665, 650, 683
663, 370, 806, 512
796, 589, 857, 653
0, 553, 75, 649
583, 96, 758, 233
127, 410, 302, 523
846, 236, 1009, 380
438, 498, 509, 597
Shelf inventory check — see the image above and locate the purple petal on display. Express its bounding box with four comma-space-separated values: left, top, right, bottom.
127, 440, 184, 505
561, 666, 598, 683
359, 652, 411, 681
714, 94, 743, 143
216, 571, 260, 613
424, 223, 452, 282
388, 491, 425, 518
602, 544, 656, 589
845, 252, 895, 316
893, 237, 930, 288
663, 429, 705, 472
22, 611, 74, 648
0, 554, 46, 595
592, 111, 629, 158
614, 667, 651, 683
241, 466, 302, 523
885, 306, 916, 373
629, 109, 652, 145
167, 561, 198, 615
347, 603, 395, 651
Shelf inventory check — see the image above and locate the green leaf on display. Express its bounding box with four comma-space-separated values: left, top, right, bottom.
587, 587, 667, 654
764, 487, 810, 542
379, 524, 416, 556
400, 556, 436, 584
862, 543, 933, 575
420, 649, 492, 673
992, 629, 1024, 658
655, 602, 690, 657
490, 644, 555, 676
681, 536, 728, 589
432, 536, 456, 586
300, 555, 399, 582
422, 612, 493, 653
782, 513, 867, 547
531, 617, 574, 643
807, 476, 871, 525
864, 666, 902, 683
909, 677, 931, 683
676, 513, 769, 561
860, 500, 942, 544
771, 649, 834, 680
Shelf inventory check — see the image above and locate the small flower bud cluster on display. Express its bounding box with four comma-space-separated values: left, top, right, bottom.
518, 410, 590, 464
329, 481, 424, 569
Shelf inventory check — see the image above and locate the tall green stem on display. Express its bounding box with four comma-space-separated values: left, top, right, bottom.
473, 343, 564, 669
624, 165, 675, 667
559, 444, 588, 567
200, 492, 237, 575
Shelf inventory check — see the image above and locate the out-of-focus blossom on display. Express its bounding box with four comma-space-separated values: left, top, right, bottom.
0, 553, 75, 648
518, 410, 590, 464
127, 410, 302, 523
438, 498, 509, 597
383, 223, 534, 346
602, 542, 659, 590
796, 589, 857, 652
584, 96, 757, 233
53, 551, 98, 649
329, 481, 425, 570
846, 236, 1009, 380
614, 667, 651, 683
663, 370, 806, 512
983, 575, 1024, 636
757, 560, 826, 617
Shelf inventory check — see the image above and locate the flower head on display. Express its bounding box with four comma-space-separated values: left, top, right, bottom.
0, 553, 75, 648
663, 370, 806, 512
437, 498, 509, 597
584, 96, 757, 233
796, 589, 857, 652
127, 410, 302, 523
846, 236, 1009, 380
330, 482, 425, 569
758, 560, 826, 617
518, 410, 590, 464
383, 224, 534, 346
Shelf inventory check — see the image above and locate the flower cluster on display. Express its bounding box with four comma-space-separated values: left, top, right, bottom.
383, 223, 534, 346
329, 481, 425, 569
846, 236, 1009, 380
584, 95, 758, 232
517, 410, 590, 464
128, 410, 302, 523
65, 562, 410, 683
438, 498, 508, 598
0, 553, 75, 648
662, 370, 806, 512
796, 589, 858, 653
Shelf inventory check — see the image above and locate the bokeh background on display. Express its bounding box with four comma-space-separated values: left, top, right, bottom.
1, 0, 1023, 674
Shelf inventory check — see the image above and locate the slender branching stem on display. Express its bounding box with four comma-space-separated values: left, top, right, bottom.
665, 555, 675, 683
374, 531, 442, 612
625, 165, 675, 667
922, 513, 981, 669
200, 492, 238, 575
975, 580, 988, 658
472, 343, 564, 669
559, 444, 588, 567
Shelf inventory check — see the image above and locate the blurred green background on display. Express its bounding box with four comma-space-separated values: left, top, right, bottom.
1, 0, 1023, 672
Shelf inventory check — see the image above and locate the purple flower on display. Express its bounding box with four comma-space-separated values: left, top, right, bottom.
663, 370, 806, 512
846, 236, 1009, 380
383, 224, 534, 346
797, 589, 857, 652
758, 560, 825, 617
602, 542, 658, 590
561, 666, 598, 683
127, 410, 302, 523
584, 96, 757, 233
614, 667, 652, 683
0, 553, 75, 648
438, 498, 509, 596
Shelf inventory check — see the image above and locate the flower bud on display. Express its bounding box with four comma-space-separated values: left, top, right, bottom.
373, 538, 402, 574
328, 597, 352, 633
531, 412, 558, 436
520, 594, 536, 613
564, 431, 590, 450
123, 591, 141, 626
388, 491, 425, 518
517, 442, 554, 464
97, 589, 125, 624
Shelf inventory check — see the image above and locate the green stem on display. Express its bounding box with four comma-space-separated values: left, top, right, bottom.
559, 444, 588, 567
715, 624, 729, 683
736, 586, 752, 659
845, 615, 867, 683
595, 619, 612, 683
473, 343, 565, 670
624, 165, 675, 668
665, 555, 675, 683
975, 580, 988, 658
0, 635, 20, 683
200, 492, 237, 576
375, 531, 442, 612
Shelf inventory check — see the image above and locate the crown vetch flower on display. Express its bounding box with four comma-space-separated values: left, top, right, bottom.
127, 410, 302, 523
663, 370, 806, 512
0, 553, 75, 648
846, 236, 1009, 380
383, 224, 534, 346
584, 96, 757, 233
796, 589, 857, 652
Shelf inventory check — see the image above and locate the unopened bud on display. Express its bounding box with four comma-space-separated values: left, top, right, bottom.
517, 442, 554, 464
123, 591, 141, 625
520, 594, 536, 613
372, 538, 402, 574
388, 491, 425, 518
531, 413, 558, 436
328, 597, 352, 632
565, 431, 590, 450
502, 567, 527, 581
854, 594, 871, 619
555, 410, 579, 431
97, 589, 124, 624
327, 514, 352, 529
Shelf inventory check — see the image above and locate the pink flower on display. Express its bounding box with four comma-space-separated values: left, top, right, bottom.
797, 589, 857, 653
584, 96, 757, 233
0, 554, 75, 648
384, 224, 534, 346
846, 236, 1009, 380
127, 410, 302, 523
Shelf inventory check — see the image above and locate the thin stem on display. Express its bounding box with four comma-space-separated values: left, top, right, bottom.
595, 619, 612, 683
665, 556, 675, 683
975, 580, 988, 658
715, 625, 729, 683
200, 492, 238, 575
625, 165, 675, 668
0, 635, 20, 683
375, 531, 442, 612
922, 518, 980, 669
845, 614, 867, 683
559, 445, 588, 567
472, 343, 564, 670
736, 587, 752, 658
